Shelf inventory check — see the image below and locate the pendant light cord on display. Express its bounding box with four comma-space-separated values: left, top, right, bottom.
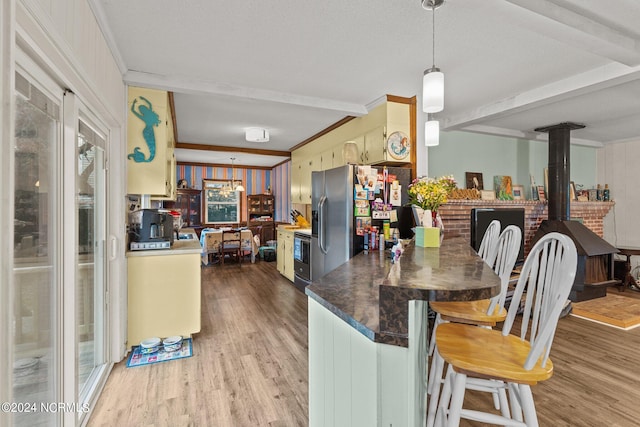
432, 1, 436, 68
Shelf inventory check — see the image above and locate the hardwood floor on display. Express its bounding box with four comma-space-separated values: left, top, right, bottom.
88, 262, 640, 426
88, 261, 308, 427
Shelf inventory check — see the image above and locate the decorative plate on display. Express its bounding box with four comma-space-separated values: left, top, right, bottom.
386, 131, 410, 160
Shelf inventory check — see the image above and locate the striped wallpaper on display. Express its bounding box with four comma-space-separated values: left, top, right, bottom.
271, 161, 291, 223
176, 162, 291, 222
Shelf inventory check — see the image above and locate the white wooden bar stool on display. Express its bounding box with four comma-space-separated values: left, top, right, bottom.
433, 232, 577, 427
427, 224, 521, 427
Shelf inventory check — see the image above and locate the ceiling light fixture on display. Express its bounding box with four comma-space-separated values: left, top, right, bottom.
422, 0, 444, 114
425, 115, 440, 146
245, 127, 269, 143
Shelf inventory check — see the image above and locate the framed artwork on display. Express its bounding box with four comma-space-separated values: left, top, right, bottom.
480, 190, 496, 200
494, 175, 513, 200
465, 172, 484, 190
537, 185, 546, 202
512, 185, 525, 200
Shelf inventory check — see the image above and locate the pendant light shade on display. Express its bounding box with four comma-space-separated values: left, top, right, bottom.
423, 68, 444, 113
425, 119, 440, 146
422, 0, 445, 114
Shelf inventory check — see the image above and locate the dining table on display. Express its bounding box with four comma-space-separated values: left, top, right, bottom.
199, 228, 257, 265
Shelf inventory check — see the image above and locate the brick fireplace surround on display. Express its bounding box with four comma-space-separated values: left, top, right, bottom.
438, 200, 615, 256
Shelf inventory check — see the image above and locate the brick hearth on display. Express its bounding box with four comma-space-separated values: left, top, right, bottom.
438, 200, 615, 256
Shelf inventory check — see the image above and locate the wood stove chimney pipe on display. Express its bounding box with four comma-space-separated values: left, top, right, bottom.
534, 122, 585, 221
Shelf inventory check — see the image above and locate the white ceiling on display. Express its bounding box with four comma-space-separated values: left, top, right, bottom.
92, 0, 640, 167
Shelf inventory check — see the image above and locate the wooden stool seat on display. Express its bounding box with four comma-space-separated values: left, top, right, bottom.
436, 322, 553, 385
430, 299, 506, 326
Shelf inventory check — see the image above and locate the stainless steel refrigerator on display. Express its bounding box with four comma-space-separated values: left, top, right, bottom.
311, 164, 412, 281
311, 165, 355, 281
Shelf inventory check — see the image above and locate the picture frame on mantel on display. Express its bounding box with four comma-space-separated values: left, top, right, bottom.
537, 185, 546, 202
512, 185, 525, 200
480, 190, 496, 200
465, 172, 484, 190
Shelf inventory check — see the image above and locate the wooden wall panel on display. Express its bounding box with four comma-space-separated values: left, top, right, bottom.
20, 0, 125, 121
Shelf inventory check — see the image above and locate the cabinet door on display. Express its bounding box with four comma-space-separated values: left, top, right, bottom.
320, 148, 334, 171
127, 87, 170, 195
284, 232, 295, 281
248, 196, 261, 215
353, 135, 365, 164
262, 224, 275, 242
262, 196, 274, 214
276, 231, 285, 273
364, 126, 385, 164
300, 159, 314, 203
189, 193, 201, 226
291, 160, 302, 203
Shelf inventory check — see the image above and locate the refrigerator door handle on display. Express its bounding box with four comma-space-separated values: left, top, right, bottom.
318, 195, 328, 254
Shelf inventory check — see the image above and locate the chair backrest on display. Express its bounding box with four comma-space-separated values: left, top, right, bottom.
222, 230, 241, 248
502, 232, 577, 370
478, 220, 501, 266
204, 232, 222, 252
487, 225, 522, 314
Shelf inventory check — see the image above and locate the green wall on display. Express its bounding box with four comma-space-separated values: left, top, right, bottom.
428, 131, 597, 198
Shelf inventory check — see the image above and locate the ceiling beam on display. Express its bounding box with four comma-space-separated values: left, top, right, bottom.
504, 0, 640, 65
458, 125, 604, 148
443, 63, 640, 132
124, 70, 368, 117
176, 142, 291, 158
177, 161, 273, 170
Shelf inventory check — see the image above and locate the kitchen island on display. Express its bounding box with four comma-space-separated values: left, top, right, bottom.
126, 228, 202, 348
305, 237, 500, 427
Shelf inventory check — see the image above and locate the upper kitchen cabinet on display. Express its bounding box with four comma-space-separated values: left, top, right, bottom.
290, 97, 414, 202
127, 86, 176, 198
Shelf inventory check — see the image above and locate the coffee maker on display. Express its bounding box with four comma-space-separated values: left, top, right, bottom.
128, 209, 174, 250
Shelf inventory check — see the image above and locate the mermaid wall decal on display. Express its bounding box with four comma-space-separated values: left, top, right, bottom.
128, 96, 161, 163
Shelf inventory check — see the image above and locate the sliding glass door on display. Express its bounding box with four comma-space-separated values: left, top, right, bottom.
13, 69, 61, 427
76, 118, 107, 412
12, 60, 109, 426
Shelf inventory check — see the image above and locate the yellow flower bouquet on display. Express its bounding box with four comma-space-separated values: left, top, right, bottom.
407, 175, 456, 212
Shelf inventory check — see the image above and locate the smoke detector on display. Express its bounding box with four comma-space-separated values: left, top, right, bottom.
245, 127, 269, 142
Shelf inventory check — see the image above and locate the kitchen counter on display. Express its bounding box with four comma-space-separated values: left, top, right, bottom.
306, 237, 500, 347
126, 228, 202, 257
306, 237, 500, 427
126, 227, 201, 348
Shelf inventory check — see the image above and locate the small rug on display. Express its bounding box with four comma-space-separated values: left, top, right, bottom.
126, 338, 193, 368
571, 294, 640, 330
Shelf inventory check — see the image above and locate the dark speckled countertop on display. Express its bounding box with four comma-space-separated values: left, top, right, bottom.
305, 237, 501, 347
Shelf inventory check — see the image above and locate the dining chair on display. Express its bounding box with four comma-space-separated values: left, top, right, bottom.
433, 232, 577, 427
203, 231, 222, 265
427, 225, 521, 427
221, 230, 242, 265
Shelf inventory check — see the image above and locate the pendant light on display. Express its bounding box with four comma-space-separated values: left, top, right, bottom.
422, 0, 444, 113
230, 157, 245, 192
425, 116, 440, 146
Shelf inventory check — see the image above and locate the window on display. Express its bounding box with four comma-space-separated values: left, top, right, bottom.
203, 180, 241, 224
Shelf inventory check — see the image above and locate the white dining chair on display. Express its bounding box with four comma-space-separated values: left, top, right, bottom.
433, 232, 577, 427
